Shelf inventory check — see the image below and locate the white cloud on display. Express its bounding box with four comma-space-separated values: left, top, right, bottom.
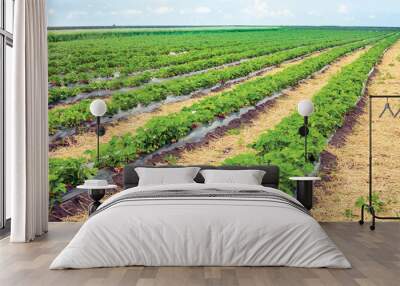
194, 6, 212, 14
153, 6, 174, 15
243, 0, 293, 19
338, 4, 349, 14
243, 0, 268, 18
369, 15, 376, 19
48, 8, 55, 16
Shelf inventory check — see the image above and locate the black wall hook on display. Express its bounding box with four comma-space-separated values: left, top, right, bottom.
379, 97, 395, 118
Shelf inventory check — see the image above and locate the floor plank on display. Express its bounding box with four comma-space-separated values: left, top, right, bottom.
0, 222, 398, 286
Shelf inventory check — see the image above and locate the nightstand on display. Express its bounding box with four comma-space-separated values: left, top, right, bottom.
289, 177, 321, 210
77, 184, 117, 215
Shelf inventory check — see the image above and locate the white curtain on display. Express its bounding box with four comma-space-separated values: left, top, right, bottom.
9, 0, 49, 242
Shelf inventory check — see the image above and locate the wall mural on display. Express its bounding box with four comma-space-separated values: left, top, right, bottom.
47, 27, 400, 222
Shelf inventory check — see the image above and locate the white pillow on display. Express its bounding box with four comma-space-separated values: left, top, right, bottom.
135, 167, 200, 186
200, 169, 266, 185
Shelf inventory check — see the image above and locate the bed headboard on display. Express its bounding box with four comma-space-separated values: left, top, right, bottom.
123, 164, 280, 189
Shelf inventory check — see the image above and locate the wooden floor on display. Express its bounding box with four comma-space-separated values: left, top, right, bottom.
0, 222, 398, 286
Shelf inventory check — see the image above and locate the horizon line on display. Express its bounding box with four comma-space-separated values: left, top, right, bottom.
48, 24, 400, 30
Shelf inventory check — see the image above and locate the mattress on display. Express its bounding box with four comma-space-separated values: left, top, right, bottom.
50, 183, 350, 269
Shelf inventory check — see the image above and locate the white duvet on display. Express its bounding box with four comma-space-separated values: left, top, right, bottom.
50, 183, 351, 269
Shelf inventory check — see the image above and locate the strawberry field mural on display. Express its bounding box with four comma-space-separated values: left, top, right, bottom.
47, 27, 400, 222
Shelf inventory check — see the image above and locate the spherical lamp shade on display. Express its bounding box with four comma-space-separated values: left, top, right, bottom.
90, 99, 107, 117
297, 100, 314, 117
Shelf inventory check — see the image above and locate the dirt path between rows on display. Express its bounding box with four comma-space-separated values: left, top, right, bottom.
167, 48, 369, 166
312, 40, 400, 222
50, 51, 324, 159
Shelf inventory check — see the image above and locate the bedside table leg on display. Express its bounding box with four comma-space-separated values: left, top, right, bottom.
89, 201, 102, 215
88, 189, 106, 215
296, 181, 313, 210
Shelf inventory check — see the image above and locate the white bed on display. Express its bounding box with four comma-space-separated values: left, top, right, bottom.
50, 183, 351, 269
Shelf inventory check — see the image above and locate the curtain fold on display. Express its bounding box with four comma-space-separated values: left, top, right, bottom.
9, 0, 49, 242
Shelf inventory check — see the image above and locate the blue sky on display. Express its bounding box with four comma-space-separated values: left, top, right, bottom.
47, 0, 400, 27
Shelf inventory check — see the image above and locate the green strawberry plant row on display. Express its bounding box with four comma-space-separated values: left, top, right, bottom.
48, 39, 336, 103
48, 29, 386, 86
49, 30, 394, 206
48, 36, 381, 135
49, 157, 97, 207
87, 38, 379, 169
49, 35, 298, 82
48, 29, 312, 84
48, 34, 370, 104
223, 34, 399, 194
49, 40, 275, 86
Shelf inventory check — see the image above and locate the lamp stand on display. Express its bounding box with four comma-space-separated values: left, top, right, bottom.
304, 116, 308, 164
96, 116, 100, 164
